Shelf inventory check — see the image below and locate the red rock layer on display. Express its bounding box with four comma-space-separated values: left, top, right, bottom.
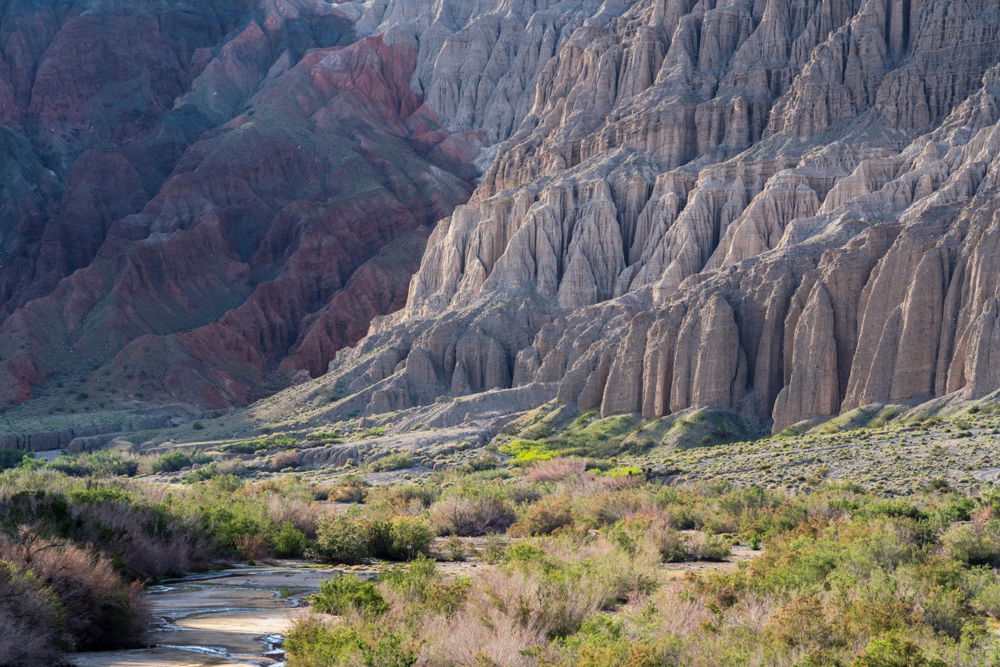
0, 1, 479, 406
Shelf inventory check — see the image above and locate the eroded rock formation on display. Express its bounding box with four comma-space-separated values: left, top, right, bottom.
0, 0, 587, 407
279, 0, 1000, 433
6, 0, 1000, 434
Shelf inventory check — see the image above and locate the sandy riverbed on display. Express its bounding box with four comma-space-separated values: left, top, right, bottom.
73, 564, 347, 667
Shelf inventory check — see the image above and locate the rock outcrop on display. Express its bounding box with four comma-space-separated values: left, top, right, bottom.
0, 0, 588, 407
255, 0, 1000, 434
6, 0, 1000, 435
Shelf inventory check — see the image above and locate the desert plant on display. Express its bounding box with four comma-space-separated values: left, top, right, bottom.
286, 618, 417, 667
370, 452, 416, 472
269, 521, 308, 558
269, 449, 300, 471
0, 560, 66, 664
646, 521, 690, 562
1, 535, 148, 651
523, 458, 587, 483
331, 478, 368, 503
430, 492, 517, 536
444, 535, 467, 561
684, 531, 730, 561
0, 449, 33, 471
310, 574, 388, 617
943, 521, 1000, 566
512, 494, 574, 536
314, 516, 369, 564
151, 451, 193, 473
366, 517, 433, 561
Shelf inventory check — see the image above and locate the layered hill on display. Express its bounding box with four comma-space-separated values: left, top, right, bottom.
249, 0, 1000, 436
5, 0, 1000, 440
0, 0, 494, 408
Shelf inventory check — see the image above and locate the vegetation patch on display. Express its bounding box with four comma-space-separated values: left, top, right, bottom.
151, 450, 211, 473
7, 403, 1000, 664
662, 408, 758, 449
218, 435, 300, 455
369, 451, 416, 472
499, 438, 559, 464
808, 403, 909, 434
501, 406, 757, 460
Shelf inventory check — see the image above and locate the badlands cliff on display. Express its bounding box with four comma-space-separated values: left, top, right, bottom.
280, 0, 1000, 433
4, 0, 1000, 435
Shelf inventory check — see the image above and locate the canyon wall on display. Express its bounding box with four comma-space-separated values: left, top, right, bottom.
0, 0, 590, 407
5, 0, 1000, 433
305, 0, 1000, 432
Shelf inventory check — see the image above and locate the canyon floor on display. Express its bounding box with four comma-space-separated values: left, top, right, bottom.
64, 396, 1000, 497
72, 543, 759, 667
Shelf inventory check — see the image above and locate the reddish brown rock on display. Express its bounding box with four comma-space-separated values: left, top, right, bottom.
0, 1, 479, 408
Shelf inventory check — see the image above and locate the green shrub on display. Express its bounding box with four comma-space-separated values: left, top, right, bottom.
192, 452, 213, 464
370, 452, 416, 472
68, 486, 133, 505
362, 631, 418, 667
219, 436, 299, 455
512, 494, 574, 536
285, 618, 363, 667
314, 516, 369, 564
48, 455, 89, 476
504, 542, 546, 564
368, 517, 433, 561
91, 452, 141, 477
286, 619, 416, 667
685, 532, 731, 561
151, 451, 193, 473
310, 574, 388, 617
191, 504, 267, 555
269, 521, 308, 558
0, 450, 33, 471
459, 455, 499, 473
444, 535, 467, 561
555, 614, 669, 667
381, 555, 438, 601
182, 463, 219, 482
310, 429, 342, 443
854, 632, 945, 667
943, 521, 1000, 566
364, 519, 394, 559
423, 577, 472, 616
378, 516, 434, 560
49, 451, 142, 478
286, 620, 367, 664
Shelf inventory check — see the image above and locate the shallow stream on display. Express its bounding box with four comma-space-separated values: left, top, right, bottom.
73, 564, 349, 667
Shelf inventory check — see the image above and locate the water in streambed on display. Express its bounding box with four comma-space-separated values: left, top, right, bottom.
73, 564, 357, 667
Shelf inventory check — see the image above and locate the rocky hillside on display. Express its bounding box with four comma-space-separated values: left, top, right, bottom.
5, 0, 1000, 437
256, 0, 1000, 434
0, 0, 494, 408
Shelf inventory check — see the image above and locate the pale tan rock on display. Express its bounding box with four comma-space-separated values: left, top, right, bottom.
245, 0, 1000, 436
772, 285, 839, 432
